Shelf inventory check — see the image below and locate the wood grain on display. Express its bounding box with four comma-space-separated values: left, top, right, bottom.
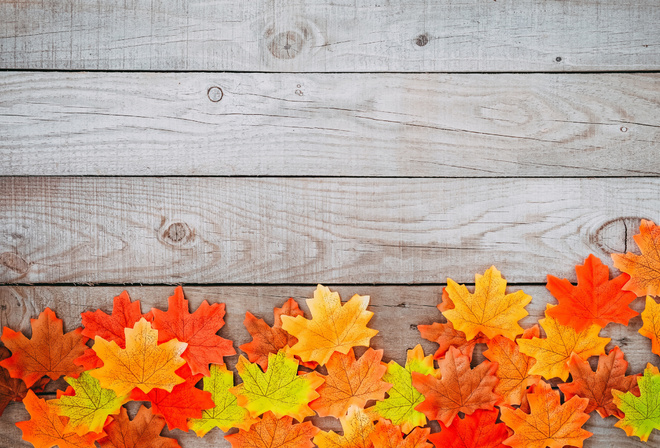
1, 0, 659, 72
2, 72, 660, 176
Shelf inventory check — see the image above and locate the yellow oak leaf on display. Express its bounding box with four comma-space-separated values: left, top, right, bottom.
89, 318, 187, 396
443, 266, 531, 340
639, 296, 660, 356
280, 285, 378, 366
314, 405, 375, 448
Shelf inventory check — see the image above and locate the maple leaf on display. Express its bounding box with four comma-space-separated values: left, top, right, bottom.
437, 286, 454, 312
0, 308, 88, 388
0, 346, 34, 417
369, 420, 431, 448
612, 363, 660, 442
517, 305, 610, 381
97, 405, 181, 448
500, 380, 592, 448
189, 364, 257, 436
314, 405, 375, 448
89, 318, 187, 396
559, 347, 639, 418
151, 286, 235, 376
280, 285, 378, 365
411, 346, 499, 427
16, 390, 99, 448
428, 409, 509, 448
546, 254, 638, 331
639, 295, 660, 356
483, 325, 541, 407
310, 348, 391, 418
231, 349, 323, 421
129, 364, 215, 431
371, 345, 435, 434
49, 371, 126, 435
612, 219, 660, 296
225, 411, 319, 448
443, 266, 531, 340
417, 321, 485, 360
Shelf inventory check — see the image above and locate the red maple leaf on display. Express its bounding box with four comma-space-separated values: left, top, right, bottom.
429, 409, 509, 448
98, 405, 181, 448
418, 321, 486, 360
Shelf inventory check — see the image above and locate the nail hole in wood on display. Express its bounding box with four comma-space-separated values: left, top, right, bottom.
207, 86, 224, 102
415, 34, 429, 47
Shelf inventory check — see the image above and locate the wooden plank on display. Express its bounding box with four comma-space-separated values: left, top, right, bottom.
0, 177, 656, 284
0, 285, 654, 447
1, 72, 660, 176
1, 0, 659, 72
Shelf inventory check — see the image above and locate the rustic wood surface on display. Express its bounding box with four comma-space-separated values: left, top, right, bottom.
2, 72, 660, 176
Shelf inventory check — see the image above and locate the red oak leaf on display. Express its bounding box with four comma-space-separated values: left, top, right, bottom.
429, 409, 509, 448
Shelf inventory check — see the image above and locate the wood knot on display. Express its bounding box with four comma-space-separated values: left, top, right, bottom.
268, 30, 305, 59
0, 252, 30, 274
264, 20, 324, 60
591, 217, 645, 255
415, 34, 429, 47
158, 220, 195, 248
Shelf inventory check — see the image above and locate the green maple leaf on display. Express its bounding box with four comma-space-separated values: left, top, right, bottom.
613, 363, 660, 442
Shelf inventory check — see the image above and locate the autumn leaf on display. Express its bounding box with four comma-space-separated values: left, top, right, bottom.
189, 364, 257, 436
612, 219, 660, 296
500, 380, 592, 448
559, 347, 639, 418
428, 409, 509, 448
517, 305, 610, 381
89, 318, 187, 396
314, 405, 375, 448
371, 345, 435, 434
0, 308, 88, 388
411, 346, 499, 427
417, 321, 485, 360
546, 254, 638, 331
638, 295, 660, 356
310, 348, 391, 418
16, 390, 99, 448
437, 287, 454, 312
0, 346, 35, 417
483, 325, 541, 407
369, 420, 431, 448
151, 286, 235, 376
612, 363, 660, 442
231, 349, 323, 421
98, 405, 181, 448
443, 266, 531, 340
225, 411, 319, 448
280, 285, 378, 365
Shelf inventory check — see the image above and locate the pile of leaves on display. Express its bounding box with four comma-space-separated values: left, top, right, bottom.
2, 219, 660, 448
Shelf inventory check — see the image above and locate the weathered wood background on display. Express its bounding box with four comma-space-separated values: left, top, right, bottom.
1, 1, 659, 446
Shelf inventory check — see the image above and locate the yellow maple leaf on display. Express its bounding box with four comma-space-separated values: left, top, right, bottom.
89, 318, 187, 396
443, 266, 532, 341
314, 405, 375, 448
280, 285, 378, 365
639, 296, 660, 356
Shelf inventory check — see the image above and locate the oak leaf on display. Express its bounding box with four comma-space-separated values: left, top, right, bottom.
428, 409, 509, 448
517, 305, 610, 381
280, 285, 378, 365
638, 295, 660, 356
97, 405, 181, 448
89, 318, 187, 396
612, 363, 660, 442
369, 420, 431, 448
310, 348, 391, 418
0, 308, 88, 388
612, 219, 660, 296
225, 411, 319, 448
231, 349, 323, 421
411, 346, 499, 427
443, 266, 531, 340
559, 347, 639, 418
546, 254, 638, 331
314, 405, 375, 448
151, 286, 235, 376
417, 321, 485, 360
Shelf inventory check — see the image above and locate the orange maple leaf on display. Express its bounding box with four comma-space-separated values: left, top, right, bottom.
411, 346, 499, 426
314, 405, 375, 448
558, 347, 639, 419
429, 409, 510, 448
639, 295, 660, 356
417, 321, 486, 360
225, 411, 319, 448
97, 405, 181, 448
546, 254, 638, 331
0, 308, 87, 388
369, 420, 431, 448
0, 346, 43, 417
310, 348, 391, 418
500, 380, 592, 448
612, 219, 660, 296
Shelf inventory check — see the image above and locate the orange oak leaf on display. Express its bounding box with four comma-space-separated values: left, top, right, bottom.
500, 380, 592, 448
97, 405, 181, 448
612, 219, 660, 296
225, 411, 319, 448
314, 405, 375, 448
369, 420, 431, 448
558, 347, 639, 419
16, 390, 99, 448
280, 285, 378, 366
411, 346, 499, 426
483, 325, 541, 407
151, 286, 235, 376
310, 348, 391, 418
418, 321, 486, 360
0, 308, 87, 388
428, 409, 509, 448
546, 254, 638, 331
639, 295, 660, 356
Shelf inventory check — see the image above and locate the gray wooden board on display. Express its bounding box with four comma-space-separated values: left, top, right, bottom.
1, 72, 660, 176
1, 0, 659, 72
0, 285, 655, 447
